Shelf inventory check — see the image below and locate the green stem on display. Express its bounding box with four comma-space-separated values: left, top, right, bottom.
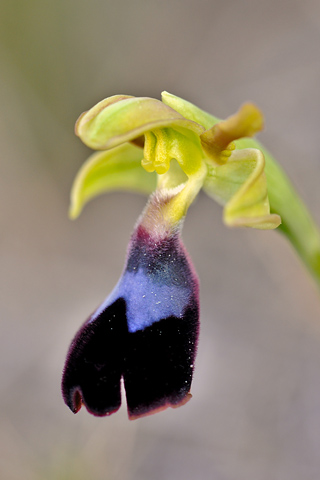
161, 93, 320, 289
239, 137, 320, 289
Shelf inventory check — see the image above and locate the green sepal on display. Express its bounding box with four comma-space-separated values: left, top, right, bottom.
69, 143, 156, 219
76, 95, 204, 151
204, 148, 281, 229
161, 91, 218, 130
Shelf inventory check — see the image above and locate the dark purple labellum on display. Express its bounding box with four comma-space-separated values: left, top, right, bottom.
62, 225, 199, 419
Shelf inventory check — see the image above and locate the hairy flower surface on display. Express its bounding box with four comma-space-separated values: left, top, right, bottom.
62, 191, 199, 419
62, 92, 283, 419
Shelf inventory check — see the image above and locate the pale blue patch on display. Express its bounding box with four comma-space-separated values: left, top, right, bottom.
90, 268, 191, 333
119, 269, 191, 332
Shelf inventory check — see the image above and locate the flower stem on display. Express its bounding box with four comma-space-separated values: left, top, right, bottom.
239, 137, 320, 289
161, 93, 320, 289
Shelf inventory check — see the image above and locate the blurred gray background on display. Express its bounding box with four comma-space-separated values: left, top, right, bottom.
1, 0, 320, 479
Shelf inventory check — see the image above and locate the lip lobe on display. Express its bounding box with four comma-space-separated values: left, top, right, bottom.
62, 224, 199, 419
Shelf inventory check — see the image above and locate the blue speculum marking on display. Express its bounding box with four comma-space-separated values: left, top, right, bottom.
98, 269, 191, 332
62, 224, 200, 418
91, 229, 195, 332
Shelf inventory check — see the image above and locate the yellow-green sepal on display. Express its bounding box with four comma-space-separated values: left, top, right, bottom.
161, 91, 218, 130
203, 148, 281, 229
75, 95, 204, 151
69, 143, 156, 219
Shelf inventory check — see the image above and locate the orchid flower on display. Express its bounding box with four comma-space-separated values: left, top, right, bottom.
62, 92, 320, 420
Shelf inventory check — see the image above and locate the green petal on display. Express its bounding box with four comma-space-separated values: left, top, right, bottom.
76, 95, 204, 150
200, 103, 264, 165
203, 148, 281, 229
69, 143, 156, 219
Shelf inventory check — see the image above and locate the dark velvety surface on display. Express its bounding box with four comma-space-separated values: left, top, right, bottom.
3, 1, 320, 477
62, 299, 127, 416
62, 297, 199, 418
124, 301, 198, 418
127, 226, 194, 289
